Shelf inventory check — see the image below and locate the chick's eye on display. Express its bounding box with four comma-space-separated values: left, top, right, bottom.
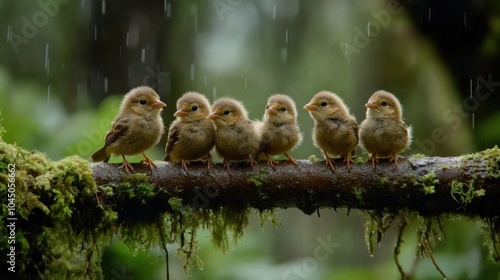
192, 105, 198, 111
381, 101, 388, 106
280, 107, 287, 112
266, 106, 269, 109
320, 101, 327, 107
223, 110, 230, 115
139, 100, 147, 105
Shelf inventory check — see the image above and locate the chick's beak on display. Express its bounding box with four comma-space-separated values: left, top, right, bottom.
207, 112, 220, 120
174, 109, 189, 117
365, 102, 379, 109
266, 107, 279, 115
151, 100, 167, 109
304, 103, 318, 111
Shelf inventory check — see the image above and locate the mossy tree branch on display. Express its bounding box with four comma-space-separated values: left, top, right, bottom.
2, 134, 499, 279
93, 147, 500, 218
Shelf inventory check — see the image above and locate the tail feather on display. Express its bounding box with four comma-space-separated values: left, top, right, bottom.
91, 147, 109, 162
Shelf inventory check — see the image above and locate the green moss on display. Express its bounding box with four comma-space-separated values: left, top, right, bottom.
379, 177, 389, 186
410, 153, 426, 159
247, 168, 269, 189
480, 145, 500, 179
308, 154, 318, 163
354, 156, 366, 165
362, 210, 398, 256
450, 179, 484, 206
353, 187, 364, 204
418, 172, 438, 195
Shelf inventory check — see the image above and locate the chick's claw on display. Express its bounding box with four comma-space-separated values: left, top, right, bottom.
285, 152, 299, 167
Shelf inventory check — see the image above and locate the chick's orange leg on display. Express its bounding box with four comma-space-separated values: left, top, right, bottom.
141, 153, 158, 172
248, 154, 257, 168
180, 159, 189, 174
389, 155, 399, 170
121, 154, 135, 174
266, 153, 277, 171
223, 157, 232, 176
323, 151, 335, 172
369, 153, 378, 170
201, 154, 212, 171
343, 153, 355, 171
284, 153, 299, 167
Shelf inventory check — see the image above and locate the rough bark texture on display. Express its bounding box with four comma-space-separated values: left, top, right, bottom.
92, 148, 500, 218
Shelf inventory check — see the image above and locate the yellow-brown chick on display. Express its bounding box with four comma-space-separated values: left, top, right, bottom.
208, 98, 260, 175
304, 91, 358, 172
258, 94, 302, 170
163, 91, 215, 173
91, 86, 166, 173
359, 90, 412, 170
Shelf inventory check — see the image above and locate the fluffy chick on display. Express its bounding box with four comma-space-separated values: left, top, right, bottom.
91, 86, 166, 173
163, 92, 215, 173
304, 91, 358, 172
359, 90, 412, 170
208, 98, 260, 175
258, 94, 302, 170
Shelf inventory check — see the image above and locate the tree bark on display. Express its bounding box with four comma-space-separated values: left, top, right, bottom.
92, 147, 500, 218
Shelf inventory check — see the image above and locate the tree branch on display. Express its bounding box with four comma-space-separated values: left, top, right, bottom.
92, 146, 500, 218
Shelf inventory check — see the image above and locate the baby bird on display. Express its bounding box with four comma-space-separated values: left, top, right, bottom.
208, 98, 260, 175
91, 86, 166, 173
359, 90, 412, 170
258, 94, 302, 170
304, 91, 358, 172
163, 92, 215, 173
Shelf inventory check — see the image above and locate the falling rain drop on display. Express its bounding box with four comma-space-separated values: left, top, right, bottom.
367, 22, 370, 37
244, 78, 247, 90
166, 1, 171, 18
101, 0, 106, 15
104, 77, 108, 93
464, 12, 467, 28
190, 64, 195, 80
126, 33, 129, 47
285, 28, 288, 44
428, 8, 431, 22
47, 85, 51, 104
94, 25, 97, 40
6, 24, 11, 42
44, 44, 49, 70
81, 0, 84, 8
212, 86, 217, 100
141, 48, 145, 63
46, 59, 50, 76
273, 5, 276, 20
